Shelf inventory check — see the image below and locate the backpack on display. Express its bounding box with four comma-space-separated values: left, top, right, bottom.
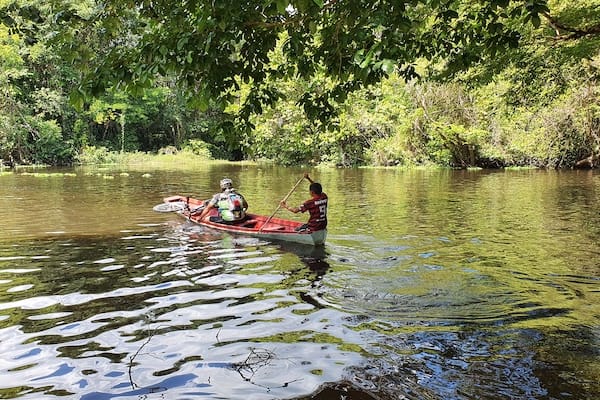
227, 192, 243, 214
216, 190, 245, 221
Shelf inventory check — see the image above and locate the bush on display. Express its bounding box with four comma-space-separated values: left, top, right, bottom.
425, 123, 491, 168
30, 119, 74, 165
181, 139, 212, 159
76, 145, 121, 164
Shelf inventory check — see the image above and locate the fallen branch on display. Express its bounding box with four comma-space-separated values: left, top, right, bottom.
232, 347, 302, 391
128, 327, 159, 389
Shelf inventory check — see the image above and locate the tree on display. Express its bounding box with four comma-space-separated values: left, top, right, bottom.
4, 0, 600, 167
56, 0, 567, 126
0, 0, 78, 165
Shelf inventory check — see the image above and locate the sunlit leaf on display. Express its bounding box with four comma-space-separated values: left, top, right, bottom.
381, 59, 395, 74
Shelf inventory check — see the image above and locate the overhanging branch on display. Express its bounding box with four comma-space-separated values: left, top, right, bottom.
542, 11, 600, 40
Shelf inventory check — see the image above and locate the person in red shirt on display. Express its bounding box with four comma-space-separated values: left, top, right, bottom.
280, 173, 328, 232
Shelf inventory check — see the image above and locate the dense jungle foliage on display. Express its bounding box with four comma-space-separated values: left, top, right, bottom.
1, 0, 600, 168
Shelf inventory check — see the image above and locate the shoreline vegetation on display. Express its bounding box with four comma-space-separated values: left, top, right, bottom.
2, 69, 599, 171
0, 148, 543, 173
2, 1, 599, 171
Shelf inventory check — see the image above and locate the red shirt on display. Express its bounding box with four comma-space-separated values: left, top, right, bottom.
299, 193, 328, 231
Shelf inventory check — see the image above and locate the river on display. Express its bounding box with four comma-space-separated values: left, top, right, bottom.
0, 164, 598, 399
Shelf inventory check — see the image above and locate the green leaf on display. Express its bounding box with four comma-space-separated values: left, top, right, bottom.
177, 37, 188, 51
353, 50, 364, 64
69, 89, 85, 111
359, 49, 374, 69
276, 0, 287, 14
381, 59, 395, 74
190, 95, 210, 112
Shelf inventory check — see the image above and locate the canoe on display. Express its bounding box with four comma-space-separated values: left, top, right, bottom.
159, 195, 327, 246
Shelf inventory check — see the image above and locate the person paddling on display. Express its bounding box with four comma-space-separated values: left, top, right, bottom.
280, 173, 328, 232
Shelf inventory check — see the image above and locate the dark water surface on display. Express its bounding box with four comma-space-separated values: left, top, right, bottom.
0, 165, 598, 399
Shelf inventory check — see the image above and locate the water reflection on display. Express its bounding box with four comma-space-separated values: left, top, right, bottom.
0, 167, 599, 399
278, 242, 330, 281
0, 229, 365, 399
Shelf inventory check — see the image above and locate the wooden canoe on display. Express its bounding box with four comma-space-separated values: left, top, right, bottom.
161, 195, 327, 246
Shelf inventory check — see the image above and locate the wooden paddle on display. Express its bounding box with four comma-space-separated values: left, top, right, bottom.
259, 176, 306, 232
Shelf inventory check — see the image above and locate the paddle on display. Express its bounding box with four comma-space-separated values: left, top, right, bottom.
153, 201, 186, 212
152, 197, 205, 214
259, 176, 306, 232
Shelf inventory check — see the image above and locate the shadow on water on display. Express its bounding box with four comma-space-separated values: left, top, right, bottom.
276, 241, 330, 279
295, 381, 382, 400
276, 241, 331, 311
0, 226, 363, 399
1, 167, 600, 400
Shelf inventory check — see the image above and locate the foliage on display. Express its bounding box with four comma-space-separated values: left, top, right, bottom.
0, 20, 25, 164
424, 123, 490, 167
2, 0, 600, 169
76, 145, 122, 165
58, 0, 558, 126
0, 24, 25, 86
0, 0, 79, 164
249, 84, 325, 165
29, 118, 74, 165
366, 122, 413, 167
182, 139, 212, 159
505, 88, 600, 168
76, 145, 213, 165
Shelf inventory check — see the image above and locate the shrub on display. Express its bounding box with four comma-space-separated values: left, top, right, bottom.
76, 145, 120, 164
425, 123, 491, 168
181, 139, 212, 159
30, 119, 74, 165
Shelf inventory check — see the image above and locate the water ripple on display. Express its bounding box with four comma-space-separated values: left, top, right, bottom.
0, 232, 366, 399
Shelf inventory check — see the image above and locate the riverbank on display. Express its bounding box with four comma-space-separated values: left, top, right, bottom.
1, 148, 550, 173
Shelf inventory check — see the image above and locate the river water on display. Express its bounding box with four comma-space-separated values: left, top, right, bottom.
0, 164, 598, 399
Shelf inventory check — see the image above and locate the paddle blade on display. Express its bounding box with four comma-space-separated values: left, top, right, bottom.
153, 201, 186, 212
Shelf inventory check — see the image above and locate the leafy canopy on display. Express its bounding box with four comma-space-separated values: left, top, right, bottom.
46, 0, 600, 124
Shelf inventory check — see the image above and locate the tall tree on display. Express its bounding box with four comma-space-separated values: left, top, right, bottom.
1, 0, 79, 164
57, 0, 565, 123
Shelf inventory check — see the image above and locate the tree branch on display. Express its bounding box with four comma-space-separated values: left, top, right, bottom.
542, 12, 600, 40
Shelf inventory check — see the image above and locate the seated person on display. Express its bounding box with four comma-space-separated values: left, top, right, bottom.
197, 178, 249, 223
